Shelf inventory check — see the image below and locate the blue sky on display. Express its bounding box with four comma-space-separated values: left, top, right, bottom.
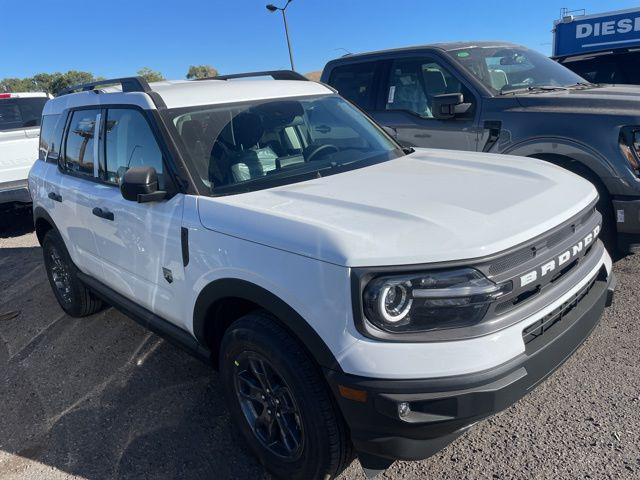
2, 0, 639, 79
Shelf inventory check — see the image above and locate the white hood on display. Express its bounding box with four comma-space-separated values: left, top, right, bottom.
197, 149, 597, 267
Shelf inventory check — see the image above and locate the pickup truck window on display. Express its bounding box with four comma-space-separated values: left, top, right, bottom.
327, 62, 377, 110
102, 108, 164, 186
451, 46, 586, 94
385, 58, 473, 118
562, 51, 640, 85
64, 109, 99, 177
0, 97, 47, 131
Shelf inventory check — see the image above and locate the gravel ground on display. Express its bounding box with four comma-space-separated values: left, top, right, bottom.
0, 209, 638, 480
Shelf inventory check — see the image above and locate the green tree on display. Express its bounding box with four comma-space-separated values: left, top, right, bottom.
186, 65, 218, 80
137, 67, 165, 83
49, 71, 98, 95
0, 70, 103, 95
32, 73, 63, 94
0, 77, 34, 93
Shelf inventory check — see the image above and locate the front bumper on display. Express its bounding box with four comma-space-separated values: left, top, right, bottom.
326, 268, 614, 462
613, 197, 640, 253
0, 179, 31, 205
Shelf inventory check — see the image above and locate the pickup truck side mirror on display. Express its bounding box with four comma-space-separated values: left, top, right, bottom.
432, 93, 472, 120
120, 166, 167, 203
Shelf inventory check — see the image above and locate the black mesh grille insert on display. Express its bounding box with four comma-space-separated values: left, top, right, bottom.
488, 248, 537, 276
487, 207, 596, 277
522, 276, 597, 347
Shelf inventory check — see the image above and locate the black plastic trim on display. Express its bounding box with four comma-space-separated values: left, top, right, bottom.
192, 278, 341, 370
327, 272, 611, 461
57, 76, 151, 96
199, 70, 308, 82
77, 272, 211, 363
181, 227, 190, 267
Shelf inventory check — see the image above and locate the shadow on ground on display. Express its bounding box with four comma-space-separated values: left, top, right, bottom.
0, 242, 271, 480
0, 207, 34, 239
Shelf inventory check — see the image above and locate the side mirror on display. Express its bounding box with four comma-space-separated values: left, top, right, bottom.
432, 93, 472, 120
120, 166, 166, 203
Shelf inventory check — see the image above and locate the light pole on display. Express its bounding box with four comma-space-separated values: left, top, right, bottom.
266, 1, 295, 71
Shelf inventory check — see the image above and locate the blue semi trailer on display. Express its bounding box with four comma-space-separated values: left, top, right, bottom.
553, 7, 640, 84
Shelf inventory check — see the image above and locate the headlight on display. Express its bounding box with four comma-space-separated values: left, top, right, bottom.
619, 127, 640, 176
362, 268, 511, 333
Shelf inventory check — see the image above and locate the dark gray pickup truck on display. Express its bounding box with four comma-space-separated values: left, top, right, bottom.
321, 42, 640, 254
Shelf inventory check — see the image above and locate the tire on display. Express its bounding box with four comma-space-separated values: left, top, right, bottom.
220, 311, 353, 480
592, 182, 618, 256
42, 229, 103, 317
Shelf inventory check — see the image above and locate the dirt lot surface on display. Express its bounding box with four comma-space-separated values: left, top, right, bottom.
1, 209, 639, 479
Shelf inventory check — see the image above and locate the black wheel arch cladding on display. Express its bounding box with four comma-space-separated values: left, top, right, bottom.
193, 278, 342, 371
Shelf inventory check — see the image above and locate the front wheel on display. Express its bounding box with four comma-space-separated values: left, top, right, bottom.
220, 312, 353, 480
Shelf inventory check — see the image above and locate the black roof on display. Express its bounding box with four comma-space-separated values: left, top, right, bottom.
334, 41, 520, 61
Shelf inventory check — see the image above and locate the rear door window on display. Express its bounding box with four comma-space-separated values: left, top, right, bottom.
328, 62, 377, 110
0, 97, 48, 131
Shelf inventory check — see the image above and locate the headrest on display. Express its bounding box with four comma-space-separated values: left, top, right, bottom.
233, 112, 264, 149
422, 69, 447, 95
181, 119, 203, 143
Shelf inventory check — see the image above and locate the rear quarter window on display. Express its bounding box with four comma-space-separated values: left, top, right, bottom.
328, 62, 377, 110
39, 113, 66, 162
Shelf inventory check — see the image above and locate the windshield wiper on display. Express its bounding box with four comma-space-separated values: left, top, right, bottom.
500, 85, 569, 95
568, 81, 598, 89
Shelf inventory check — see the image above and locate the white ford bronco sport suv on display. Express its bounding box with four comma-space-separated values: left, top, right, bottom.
29, 72, 615, 479
1, 92, 50, 210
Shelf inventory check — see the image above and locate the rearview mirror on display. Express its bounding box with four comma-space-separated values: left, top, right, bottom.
432, 93, 472, 120
120, 166, 166, 203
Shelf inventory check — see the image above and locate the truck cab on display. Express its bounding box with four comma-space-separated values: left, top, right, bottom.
0, 92, 50, 209
322, 42, 640, 254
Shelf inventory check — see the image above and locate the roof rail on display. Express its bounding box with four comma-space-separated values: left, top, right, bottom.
57, 76, 152, 97
198, 70, 309, 82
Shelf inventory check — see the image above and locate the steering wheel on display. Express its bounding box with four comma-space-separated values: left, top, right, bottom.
306, 144, 339, 162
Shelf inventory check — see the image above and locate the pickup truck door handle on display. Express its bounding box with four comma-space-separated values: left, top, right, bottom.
48, 192, 62, 202
92, 207, 114, 221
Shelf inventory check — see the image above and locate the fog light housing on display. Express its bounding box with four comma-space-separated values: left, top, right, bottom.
398, 402, 411, 418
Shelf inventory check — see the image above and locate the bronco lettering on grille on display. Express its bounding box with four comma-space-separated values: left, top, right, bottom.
520, 224, 600, 288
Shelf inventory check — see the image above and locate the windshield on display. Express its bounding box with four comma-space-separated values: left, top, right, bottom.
163, 94, 403, 194
449, 46, 587, 94
0, 97, 48, 131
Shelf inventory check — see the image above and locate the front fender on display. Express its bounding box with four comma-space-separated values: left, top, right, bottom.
502, 137, 618, 180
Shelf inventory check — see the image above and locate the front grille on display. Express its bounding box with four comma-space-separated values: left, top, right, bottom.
487, 206, 596, 277
521, 275, 597, 346
493, 241, 596, 315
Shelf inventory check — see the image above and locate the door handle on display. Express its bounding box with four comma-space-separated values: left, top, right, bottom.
92, 207, 114, 221
48, 192, 62, 202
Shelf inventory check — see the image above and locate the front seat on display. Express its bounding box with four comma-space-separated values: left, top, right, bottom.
181, 119, 206, 164
227, 112, 278, 183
